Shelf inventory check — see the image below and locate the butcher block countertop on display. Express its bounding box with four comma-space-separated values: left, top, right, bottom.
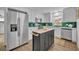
32, 29, 54, 34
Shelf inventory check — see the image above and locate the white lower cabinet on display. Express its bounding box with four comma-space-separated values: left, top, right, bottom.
61, 29, 72, 40
72, 28, 77, 42
61, 28, 77, 42
29, 27, 38, 40
54, 27, 61, 38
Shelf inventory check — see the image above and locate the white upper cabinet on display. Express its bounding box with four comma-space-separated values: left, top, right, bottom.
43, 10, 63, 24
63, 7, 77, 22
43, 12, 51, 22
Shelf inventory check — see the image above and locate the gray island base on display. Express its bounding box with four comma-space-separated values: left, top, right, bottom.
32, 29, 54, 51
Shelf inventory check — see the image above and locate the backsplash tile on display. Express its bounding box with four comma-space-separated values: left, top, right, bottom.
29, 22, 53, 27
62, 22, 76, 28
29, 22, 76, 28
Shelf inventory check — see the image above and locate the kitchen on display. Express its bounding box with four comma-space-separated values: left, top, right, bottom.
0, 7, 78, 51
28, 7, 77, 51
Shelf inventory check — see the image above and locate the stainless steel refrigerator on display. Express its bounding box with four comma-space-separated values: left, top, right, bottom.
6, 8, 28, 50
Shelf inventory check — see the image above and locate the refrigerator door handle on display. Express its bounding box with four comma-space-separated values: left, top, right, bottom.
17, 17, 20, 37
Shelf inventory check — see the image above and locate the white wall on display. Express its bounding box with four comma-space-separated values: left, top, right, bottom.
28, 10, 44, 22
0, 10, 4, 33
11, 7, 44, 22
0, 23, 4, 33
28, 7, 64, 22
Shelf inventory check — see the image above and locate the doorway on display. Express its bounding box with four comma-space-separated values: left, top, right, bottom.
0, 10, 6, 51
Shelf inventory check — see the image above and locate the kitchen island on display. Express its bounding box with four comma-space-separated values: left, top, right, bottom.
32, 29, 54, 51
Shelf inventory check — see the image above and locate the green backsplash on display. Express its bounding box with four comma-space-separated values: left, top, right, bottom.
38, 22, 53, 26
62, 22, 76, 28
29, 22, 36, 27
29, 22, 53, 27
38, 23, 46, 26
29, 22, 76, 28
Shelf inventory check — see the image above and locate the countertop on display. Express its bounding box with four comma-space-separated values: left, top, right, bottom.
61, 27, 76, 30
32, 29, 54, 34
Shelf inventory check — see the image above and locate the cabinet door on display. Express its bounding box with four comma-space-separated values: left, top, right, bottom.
44, 32, 49, 50
29, 27, 38, 40
63, 8, 76, 22
65, 30, 72, 40
43, 13, 50, 22
51, 30, 54, 44
61, 29, 65, 38
48, 31, 51, 46
29, 28, 32, 40
53, 30, 54, 43
40, 33, 45, 51
32, 34, 40, 51
55, 27, 61, 38
61, 29, 72, 40
72, 29, 77, 42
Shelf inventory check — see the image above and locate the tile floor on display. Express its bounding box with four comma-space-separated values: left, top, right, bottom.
0, 34, 5, 51
0, 35, 78, 51
49, 38, 78, 51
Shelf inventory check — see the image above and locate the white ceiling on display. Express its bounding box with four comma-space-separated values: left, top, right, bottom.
28, 7, 64, 10
0, 7, 66, 15
0, 7, 66, 14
